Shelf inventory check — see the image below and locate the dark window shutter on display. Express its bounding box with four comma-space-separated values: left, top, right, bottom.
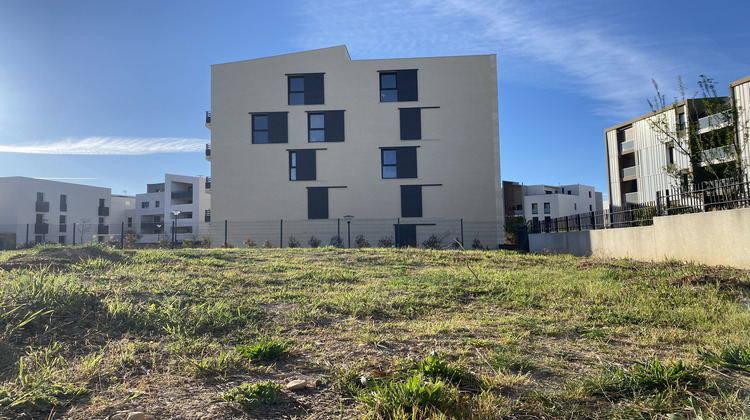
295, 149, 317, 181
268, 112, 288, 143
396, 147, 418, 178
400, 185, 423, 217
324, 111, 345, 142
397, 70, 418, 102
399, 108, 421, 140
304, 73, 324, 105
307, 187, 328, 219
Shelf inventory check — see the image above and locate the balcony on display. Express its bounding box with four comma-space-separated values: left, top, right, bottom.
700, 146, 736, 164
205, 210, 211, 223
171, 190, 193, 200
205, 177, 211, 193
205, 111, 212, 129
619, 140, 635, 154
34, 223, 49, 234
698, 114, 729, 131
624, 192, 639, 204
621, 165, 637, 181
97, 225, 109, 235
98, 206, 110, 216
35, 201, 50, 212
205, 144, 211, 161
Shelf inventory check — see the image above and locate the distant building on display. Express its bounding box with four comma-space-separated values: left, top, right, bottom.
0, 177, 132, 249
503, 181, 603, 226
133, 174, 210, 244
605, 75, 750, 207
206, 46, 503, 247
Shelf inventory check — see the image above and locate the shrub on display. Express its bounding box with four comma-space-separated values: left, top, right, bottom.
353, 234, 370, 248
308, 236, 322, 248
244, 238, 257, 248
329, 235, 344, 248
181, 239, 195, 248
221, 242, 234, 248
262, 239, 275, 249
421, 234, 443, 250
200, 236, 212, 248
377, 236, 395, 248
287, 236, 301, 248
157, 239, 171, 249
471, 236, 487, 250
218, 382, 283, 410
124, 234, 139, 249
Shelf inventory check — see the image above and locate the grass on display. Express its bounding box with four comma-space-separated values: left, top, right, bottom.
0, 244, 748, 419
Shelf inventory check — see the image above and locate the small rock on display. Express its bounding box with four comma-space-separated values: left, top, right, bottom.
110, 415, 125, 420
127, 412, 146, 420
286, 379, 307, 391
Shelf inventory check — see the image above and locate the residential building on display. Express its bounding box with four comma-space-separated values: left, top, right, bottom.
605, 75, 749, 207
0, 177, 121, 249
134, 174, 210, 244
206, 46, 503, 247
503, 181, 603, 226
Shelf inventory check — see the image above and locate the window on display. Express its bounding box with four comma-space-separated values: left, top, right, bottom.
36, 214, 44, 224
36, 192, 44, 202
60, 195, 67, 212
252, 112, 288, 144
567, 191, 572, 195
308, 111, 344, 142
380, 70, 418, 102
544, 202, 551, 214
588, 191, 592, 198
99, 198, 106, 207
59, 236, 66, 244
288, 73, 324, 105
381, 147, 417, 179
155, 201, 160, 208
289, 150, 317, 181
400, 108, 421, 140
127, 217, 133, 228
589, 205, 593, 211
59, 215, 67, 232
574, 203, 577, 211
307, 187, 328, 219
531, 203, 538, 214
677, 112, 686, 130
667, 144, 675, 165
99, 217, 105, 225
401, 185, 422, 217
142, 202, 149, 208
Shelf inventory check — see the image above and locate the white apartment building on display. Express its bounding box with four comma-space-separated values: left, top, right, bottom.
206, 46, 503, 247
503, 181, 603, 225
134, 174, 210, 244
0, 177, 124, 249
605, 75, 750, 207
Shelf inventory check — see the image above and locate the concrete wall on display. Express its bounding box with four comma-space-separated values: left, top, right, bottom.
529, 208, 750, 269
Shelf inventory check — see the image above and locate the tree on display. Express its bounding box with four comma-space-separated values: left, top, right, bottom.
647, 75, 744, 188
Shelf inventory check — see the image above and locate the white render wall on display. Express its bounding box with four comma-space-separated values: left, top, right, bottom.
731, 77, 750, 173
522, 184, 602, 221
208, 46, 503, 246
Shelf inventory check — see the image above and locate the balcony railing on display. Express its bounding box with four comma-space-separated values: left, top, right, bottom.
34, 223, 49, 234
35, 201, 50, 212
698, 114, 728, 130
171, 190, 193, 200
98, 206, 110, 216
205, 177, 211, 190
701, 146, 736, 163
621, 165, 637, 180
624, 192, 639, 204
205, 111, 211, 124
205, 144, 211, 160
619, 140, 635, 154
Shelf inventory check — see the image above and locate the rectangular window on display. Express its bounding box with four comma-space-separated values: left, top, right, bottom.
400, 108, 421, 140
544, 202, 551, 214
99, 217, 105, 225
155, 201, 160, 208
531, 203, 538, 214
59, 236, 66, 244
142, 202, 149, 208
127, 217, 133, 228
589, 205, 593, 211
289, 150, 317, 181
288, 73, 324, 105
588, 191, 592, 198
308, 111, 344, 142
99, 198, 106, 207
667, 144, 675, 165
37, 192, 44, 202
381, 147, 417, 179
307, 187, 328, 219
252, 112, 288, 144
59, 215, 67, 232
380, 70, 418, 102
36, 214, 44, 224
574, 203, 577, 211
60, 195, 67, 212
400, 185, 423, 217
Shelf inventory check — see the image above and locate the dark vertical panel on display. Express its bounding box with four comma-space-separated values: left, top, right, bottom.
400, 185, 423, 217
268, 112, 288, 143
399, 108, 421, 140
296, 149, 317, 181
305, 73, 325, 105
396, 147, 418, 178
307, 187, 328, 219
395, 224, 417, 247
324, 111, 345, 142
397, 70, 418, 102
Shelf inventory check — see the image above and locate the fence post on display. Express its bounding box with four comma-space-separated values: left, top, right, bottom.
120, 222, 125, 249
656, 191, 662, 216
396, 218, 400, 247
590, 212, 596, 230
460, 218, 464, 247
72, 223, 76, 245
665, 190, 670, 215
25, 223, 29, 245
577, 214, 581, 231
279, 219, 283, 249
337, 218, 340, 241
224, 220, 228, 247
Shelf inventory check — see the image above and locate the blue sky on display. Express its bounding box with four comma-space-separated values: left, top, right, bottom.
1, 0, 748, 200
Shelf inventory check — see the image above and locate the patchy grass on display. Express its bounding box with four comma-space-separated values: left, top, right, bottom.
0, 245, 748, 419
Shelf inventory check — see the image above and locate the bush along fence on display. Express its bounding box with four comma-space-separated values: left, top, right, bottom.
528, 175, 750, 234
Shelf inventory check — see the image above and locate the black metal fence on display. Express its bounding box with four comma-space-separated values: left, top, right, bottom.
529, 176, 750, 234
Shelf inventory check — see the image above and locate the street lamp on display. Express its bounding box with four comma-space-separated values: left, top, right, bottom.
343, 215, 354, 248
171, 210, 181, 248
156, 224, 162, 242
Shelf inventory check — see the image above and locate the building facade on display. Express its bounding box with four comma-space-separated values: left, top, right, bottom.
0, 177, 125, 249
605, 75, 749, 207
206, 46, 502, 247
503, 181, 603, 226
133, 174, 210, 244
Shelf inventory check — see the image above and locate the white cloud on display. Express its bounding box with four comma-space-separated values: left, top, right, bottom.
0, 137, 207, 155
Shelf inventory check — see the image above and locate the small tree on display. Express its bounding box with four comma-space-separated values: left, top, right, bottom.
287, 236, 301, 248
353, 234, 370, 248
328, 235, 344, 248
377, 236, 395, 248
308, 236, 322, 248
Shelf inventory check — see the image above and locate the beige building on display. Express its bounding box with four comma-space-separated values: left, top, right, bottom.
605, 75, 749, 208
206, 46, 502, 247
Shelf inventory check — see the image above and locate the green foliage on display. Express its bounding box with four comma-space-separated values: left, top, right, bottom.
589, 359, 706, 400
200, 236, 212, 248
308, 236, 322, 248
633, 206, 657, 226
218, 382, 283, 410
181, 239, 195, 248
353, 234, 370, 248
244, 238, 257, 248
471, 235, 487, 250
329, 235, 344, 248
421, 234, 443, 250
287, 236, 301, 248
503, 216, 526, 245
236, 338, 288, 362
413, 354, 469, 385
377, 236, 394, 247
262, 239, 275, 249
357, 374, 460, 419
699, 345, 750, 372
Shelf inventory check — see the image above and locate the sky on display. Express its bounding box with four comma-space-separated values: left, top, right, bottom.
1, 0, 748, 201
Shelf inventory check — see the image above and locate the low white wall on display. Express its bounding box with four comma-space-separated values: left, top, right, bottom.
529, 208, 750, 269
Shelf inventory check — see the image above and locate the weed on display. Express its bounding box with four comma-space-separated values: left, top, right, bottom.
699, 345, 750, 372
218, 382, 283, 410
413, 354, 469, 385
237, 338, 288, 362
357, 374, 461, 418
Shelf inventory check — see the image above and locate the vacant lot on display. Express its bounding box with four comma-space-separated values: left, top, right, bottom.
0, 244, 749, 419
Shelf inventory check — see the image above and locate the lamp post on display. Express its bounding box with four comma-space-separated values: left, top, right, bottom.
156, 224, 162, 242
171, 210, 181, 248
343, 215, 354, 248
